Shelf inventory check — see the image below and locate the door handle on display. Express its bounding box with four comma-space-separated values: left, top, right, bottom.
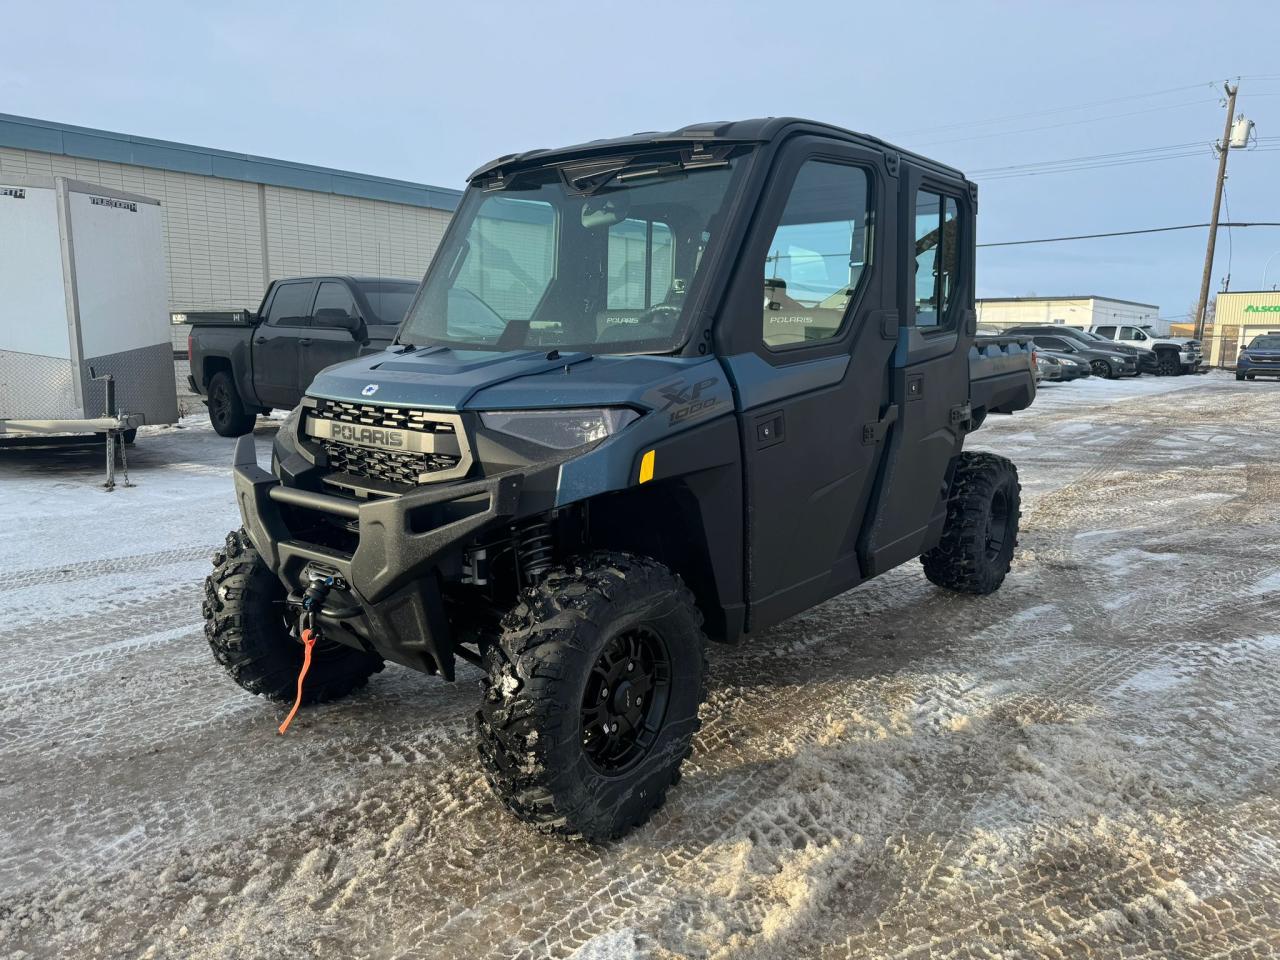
254, 336, 267, 345
298, 338, 312, 346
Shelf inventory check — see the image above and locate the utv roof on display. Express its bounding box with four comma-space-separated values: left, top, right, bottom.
468, 117, 967, 183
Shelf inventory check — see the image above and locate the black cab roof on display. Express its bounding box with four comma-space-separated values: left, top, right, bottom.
468, 117, 967, 184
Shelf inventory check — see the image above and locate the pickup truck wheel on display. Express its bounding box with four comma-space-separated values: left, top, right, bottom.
476, 552, 708, 841
922, 452, 1021, 595
1155, 351, 1181, 377
203, 528, 383, 705
208, 371, 257, 437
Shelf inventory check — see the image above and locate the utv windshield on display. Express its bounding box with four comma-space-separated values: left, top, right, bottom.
399, 147, 749, 353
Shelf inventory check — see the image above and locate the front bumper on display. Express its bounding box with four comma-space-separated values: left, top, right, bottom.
1238, 358, 1280, 377
232, 434, 524, 678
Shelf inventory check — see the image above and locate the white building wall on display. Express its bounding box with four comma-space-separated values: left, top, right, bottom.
978, 297, 1161, 333
0, 146, 452, 316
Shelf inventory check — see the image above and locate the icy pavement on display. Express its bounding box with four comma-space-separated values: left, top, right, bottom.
2, 371, 1280, 959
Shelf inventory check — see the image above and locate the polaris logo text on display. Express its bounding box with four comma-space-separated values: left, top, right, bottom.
332, 423, 406, 449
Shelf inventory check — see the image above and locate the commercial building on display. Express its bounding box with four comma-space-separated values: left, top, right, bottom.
0, 113, 461, 368
977, 295, 1163, 334
1172, 290, 1280, 366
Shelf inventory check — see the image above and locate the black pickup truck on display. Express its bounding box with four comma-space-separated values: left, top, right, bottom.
187, 276, 419, 436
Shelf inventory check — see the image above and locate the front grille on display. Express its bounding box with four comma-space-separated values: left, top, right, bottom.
309, 398, 468, 487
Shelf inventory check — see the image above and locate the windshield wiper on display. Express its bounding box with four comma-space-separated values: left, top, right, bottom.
564, 146, 734, 196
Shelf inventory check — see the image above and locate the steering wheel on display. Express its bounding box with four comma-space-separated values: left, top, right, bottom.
633, 301, 683, 327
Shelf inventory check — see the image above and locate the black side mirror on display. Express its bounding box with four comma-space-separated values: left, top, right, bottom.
314, 308, 366, 338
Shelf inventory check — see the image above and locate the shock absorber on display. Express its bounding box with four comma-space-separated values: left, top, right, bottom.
514, 518, 555, 583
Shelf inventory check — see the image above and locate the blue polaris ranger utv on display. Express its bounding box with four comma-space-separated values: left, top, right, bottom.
204, 118, 1036, 840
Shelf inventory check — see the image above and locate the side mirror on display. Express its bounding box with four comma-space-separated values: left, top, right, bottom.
236, 309, 256, 325
314, 308, 366, 338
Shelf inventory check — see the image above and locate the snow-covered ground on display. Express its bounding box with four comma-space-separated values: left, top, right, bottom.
3, 370, 1280, 959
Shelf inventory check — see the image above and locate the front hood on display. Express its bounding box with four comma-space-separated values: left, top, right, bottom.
307, 346, 724, 413
1157, 337, 1199, 347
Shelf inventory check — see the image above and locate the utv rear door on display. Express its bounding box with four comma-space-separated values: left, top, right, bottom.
719, 138, 900, 631
858, 168, 974, 575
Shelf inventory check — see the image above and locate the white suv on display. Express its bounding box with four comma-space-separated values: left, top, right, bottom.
1089, 324, 1202, 376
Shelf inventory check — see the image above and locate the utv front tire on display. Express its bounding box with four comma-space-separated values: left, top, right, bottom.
922, 452, 1021, 595
203, 528, 383, 704
476, 553, 708, 841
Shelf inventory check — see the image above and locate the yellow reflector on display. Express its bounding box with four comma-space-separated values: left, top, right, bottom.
638, 449, 655, 484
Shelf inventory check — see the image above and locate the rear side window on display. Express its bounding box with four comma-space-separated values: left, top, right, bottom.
761, 160, 871, 348
913, 191, 960, 329
1094, 325, 1116, 338
266, 282, 315, 326
606, 219, 674, 311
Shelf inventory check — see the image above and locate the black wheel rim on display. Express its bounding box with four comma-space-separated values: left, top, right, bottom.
211, 382, 230, 425
581, 626, 672, 774
985, 487, 1011, 561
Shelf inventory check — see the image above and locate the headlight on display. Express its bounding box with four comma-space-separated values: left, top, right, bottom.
480, 408, 640, 449
1111, 355, 1125, 362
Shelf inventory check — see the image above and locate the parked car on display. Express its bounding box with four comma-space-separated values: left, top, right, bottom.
1021, 333, 1135, 379
1090, 323, 1201, 376
1003, 324, 1152, 374
187, 276, 420, 436
1236, 333, 1280, 381
1037, 349, 1089, 381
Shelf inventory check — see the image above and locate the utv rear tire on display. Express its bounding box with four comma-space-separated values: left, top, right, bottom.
208, 371, 256, 437
476, 553, 708, 841
922, 452, 1021, 595
203, 528, 383, 704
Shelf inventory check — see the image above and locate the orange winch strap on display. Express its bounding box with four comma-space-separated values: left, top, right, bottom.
277, 628, 317, 735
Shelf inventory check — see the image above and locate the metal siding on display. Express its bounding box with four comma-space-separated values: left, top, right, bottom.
0, 147, 451, 317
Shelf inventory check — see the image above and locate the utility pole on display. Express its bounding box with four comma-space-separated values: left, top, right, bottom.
1193, 81, 1239, 342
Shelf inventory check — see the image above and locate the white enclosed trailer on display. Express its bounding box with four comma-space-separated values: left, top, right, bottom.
0, 175, 177, 441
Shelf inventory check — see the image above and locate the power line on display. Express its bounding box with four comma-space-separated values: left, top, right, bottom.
891, 81, 1214, 137
911, 97, 1221, 148
978, 222, 1280, 249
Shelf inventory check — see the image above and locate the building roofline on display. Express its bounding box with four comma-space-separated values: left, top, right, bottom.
977, 295, 1160, 310
1215, 289, 1280, 296
0, 113, 462, 212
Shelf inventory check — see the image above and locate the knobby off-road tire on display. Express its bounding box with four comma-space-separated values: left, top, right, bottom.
922, 452, 1021, 595
208, 371, 256, 437
476, 553, 708, 841
203, 528, 383, 704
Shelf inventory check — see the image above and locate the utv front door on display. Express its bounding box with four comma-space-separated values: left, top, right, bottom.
720, 141, 899, 631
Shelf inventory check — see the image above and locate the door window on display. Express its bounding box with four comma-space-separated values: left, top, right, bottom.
265, 282, 315, 327
761, 160, 870, 347
1094, 325, 1116, 338
312, 281, 358, 326
607, 219, 674, 310
914, 192, 960, 329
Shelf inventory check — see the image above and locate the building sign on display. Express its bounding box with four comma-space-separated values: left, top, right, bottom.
1244, 304, 1280, 313
1, 186, 25, 199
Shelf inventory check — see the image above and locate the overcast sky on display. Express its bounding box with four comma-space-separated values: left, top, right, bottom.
3, 0, 1278, 316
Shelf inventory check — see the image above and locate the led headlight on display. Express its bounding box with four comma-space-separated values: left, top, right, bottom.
1111, 355, 1126, 362
480, 408, 639, 449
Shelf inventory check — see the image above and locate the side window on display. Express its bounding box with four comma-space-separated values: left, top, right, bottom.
452, 196, 556, 328
1094, 325, 1116, 338
913, 191, 961, 329
312, 281, 357, 326
606, 219, 674, 311
265, 282, 315, 327
761, 160, 871, 348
